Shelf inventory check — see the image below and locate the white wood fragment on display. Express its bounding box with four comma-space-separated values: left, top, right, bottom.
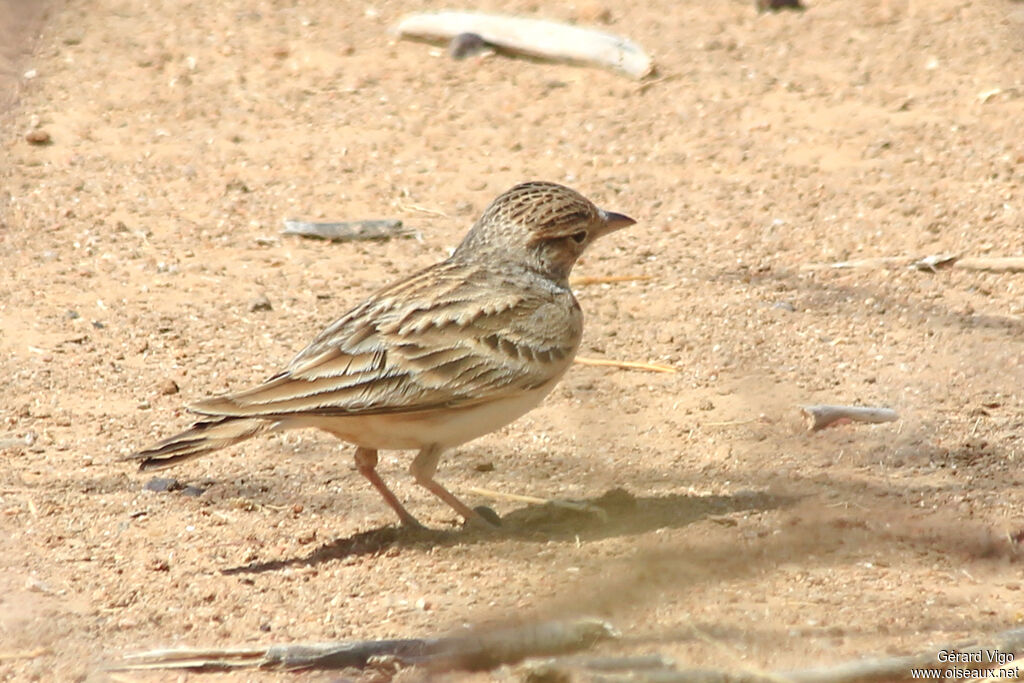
394, 11, 654, 79
800, 405, 899, 432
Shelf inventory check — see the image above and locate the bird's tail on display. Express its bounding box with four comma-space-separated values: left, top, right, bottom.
128, 417, 270, 471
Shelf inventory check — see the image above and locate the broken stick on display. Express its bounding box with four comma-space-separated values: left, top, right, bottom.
800, 404, 898, 431
802, 254, 1024, 274
394, 11, 654, 79
952, 256, 1024, 274
282, 219, 412, 242
110, 618, 617, 672
570, 274, 652, 286
574, 356, 677, 373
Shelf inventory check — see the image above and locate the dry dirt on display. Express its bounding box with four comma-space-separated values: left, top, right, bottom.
3, 0, 1024, 681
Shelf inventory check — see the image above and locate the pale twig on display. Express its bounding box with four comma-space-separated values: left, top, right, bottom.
801, 254, 1024, 274
570, 274, 652, 286
800, 405, 898, 431
954, 257, 1024, 273
0, 648, 51, 662
281, 219, 412, 242
574, 356, 677, 373
111, 619, 617, 672
636, 74, 680, 93
395, 201, 450, 218
394, 11, 654, 79
702, 418, 759, 427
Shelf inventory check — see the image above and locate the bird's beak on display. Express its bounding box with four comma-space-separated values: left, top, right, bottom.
600, 209, 637, 233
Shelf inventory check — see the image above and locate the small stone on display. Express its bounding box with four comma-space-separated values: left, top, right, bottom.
415, 597, 431, 611
181, 486, 205, 497
756, 0, 804, 10
292, 503, 304, 514
25, 129, 52, 145
248, 294, 272, 312
448, 33, 490, 60
158, 378, 179, 395
144, 477, 183, 493
472, 505, 502, 527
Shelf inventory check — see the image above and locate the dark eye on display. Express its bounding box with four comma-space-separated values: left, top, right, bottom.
570, 231, 588, 244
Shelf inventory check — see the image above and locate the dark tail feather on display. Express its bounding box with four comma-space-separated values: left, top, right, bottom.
128, 417, 269, 471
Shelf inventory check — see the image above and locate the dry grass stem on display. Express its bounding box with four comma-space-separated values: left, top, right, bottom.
574, 357, 677, 373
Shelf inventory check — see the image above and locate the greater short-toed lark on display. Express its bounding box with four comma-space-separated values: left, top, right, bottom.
131, 181, 635, 528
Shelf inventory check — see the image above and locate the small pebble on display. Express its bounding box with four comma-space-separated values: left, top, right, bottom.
158, 378, 179, 395
756, 0, 804, 11
472, 505, 502, 527
449, 33, 490, 60
144, 477, 183, 493
25, 129, 52, 145
248, 294, 272, 312
181, 485, 205, 497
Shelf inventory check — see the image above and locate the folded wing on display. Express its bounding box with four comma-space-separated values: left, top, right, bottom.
191, 262, 580, 418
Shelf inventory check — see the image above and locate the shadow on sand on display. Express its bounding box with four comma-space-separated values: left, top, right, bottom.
222, 487, 796, 574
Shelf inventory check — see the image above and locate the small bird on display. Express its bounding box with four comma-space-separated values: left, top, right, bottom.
130, 182, 635, 528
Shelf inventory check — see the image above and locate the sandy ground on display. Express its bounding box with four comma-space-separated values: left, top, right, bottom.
2, 0, 1024, 680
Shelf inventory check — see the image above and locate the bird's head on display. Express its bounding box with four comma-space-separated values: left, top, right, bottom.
454, 181, 636, 282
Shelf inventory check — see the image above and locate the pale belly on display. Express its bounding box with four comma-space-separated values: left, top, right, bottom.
276, 378, 560, 451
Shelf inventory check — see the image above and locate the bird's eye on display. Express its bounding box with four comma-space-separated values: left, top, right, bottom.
570, 231, 588, 244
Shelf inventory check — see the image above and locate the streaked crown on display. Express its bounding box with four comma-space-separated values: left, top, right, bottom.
453, 181, 635, 282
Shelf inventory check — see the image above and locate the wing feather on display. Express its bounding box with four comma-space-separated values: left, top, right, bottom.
190, 261, 581, 418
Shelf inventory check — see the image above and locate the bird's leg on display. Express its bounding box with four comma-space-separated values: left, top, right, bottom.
410, 445, 499, 527
353, 447, 424, 529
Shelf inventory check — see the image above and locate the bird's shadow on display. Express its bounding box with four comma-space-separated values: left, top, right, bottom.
222, 487, 795, 575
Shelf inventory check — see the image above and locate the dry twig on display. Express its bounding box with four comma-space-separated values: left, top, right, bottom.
394, 11, 654, 79
282, 219, 412, 242
570, 274, 652, 286
800, 404, 898, 431
802, 254, 1024, 274
110, 619, 616, 672
0, 648, 51, 662
952, 256, 1024, 273
574, 356, 677, 373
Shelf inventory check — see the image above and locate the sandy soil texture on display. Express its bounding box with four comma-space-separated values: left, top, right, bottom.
2, 0, 1024, 680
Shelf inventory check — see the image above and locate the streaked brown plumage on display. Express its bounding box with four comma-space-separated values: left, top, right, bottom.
130, 181, 635, 528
